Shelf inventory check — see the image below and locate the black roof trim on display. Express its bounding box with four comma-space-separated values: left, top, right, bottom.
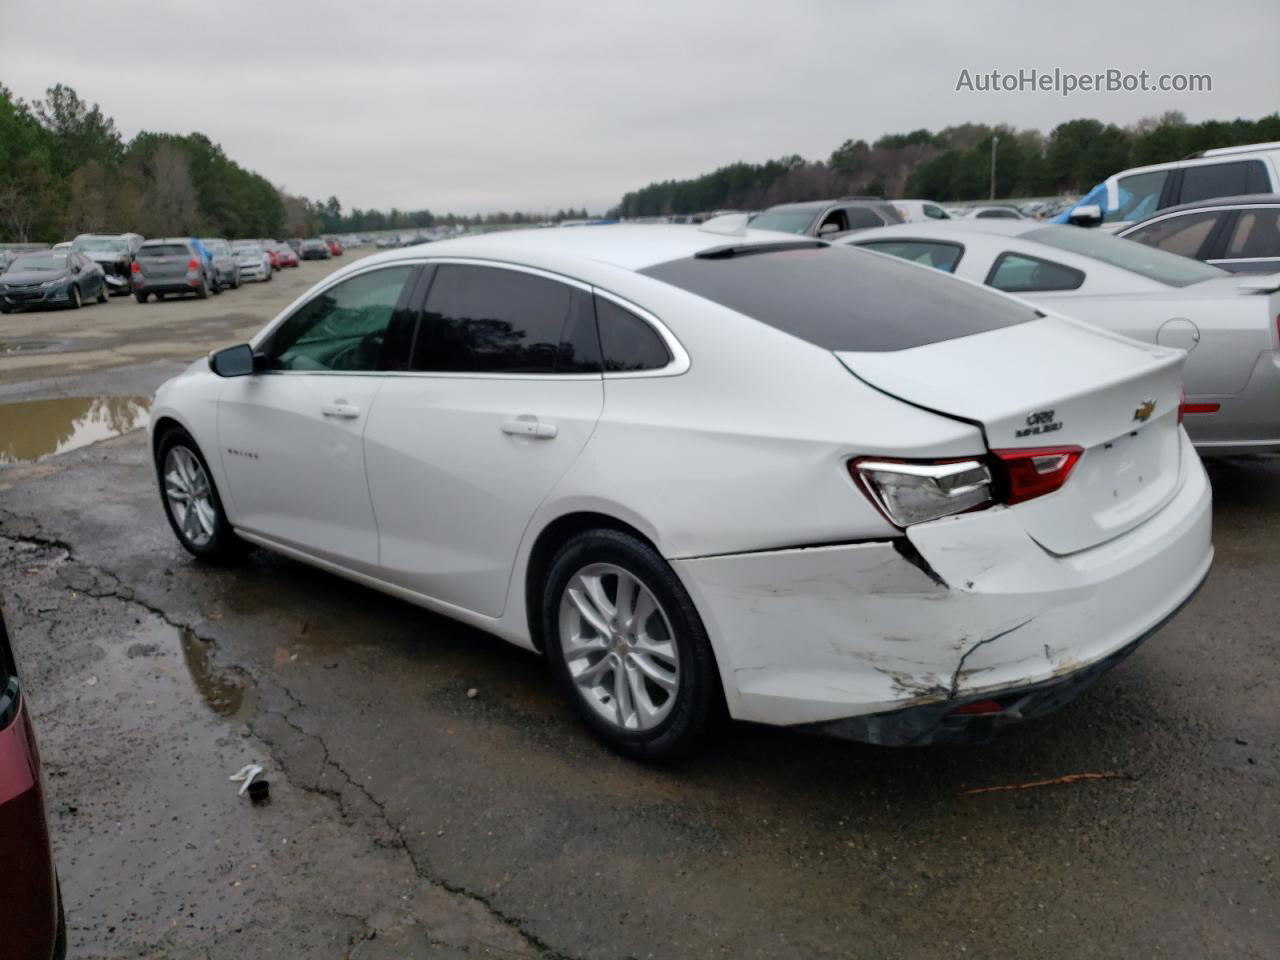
695, 240, 829, 260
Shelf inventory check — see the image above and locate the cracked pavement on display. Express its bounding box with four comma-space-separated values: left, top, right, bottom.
1, 269, 1277, 958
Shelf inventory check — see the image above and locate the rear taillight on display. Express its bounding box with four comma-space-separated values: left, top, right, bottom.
187, 258, 200, 271
130, 261, 140, 274
851, 458, 993, 527
989, 446, 1082, 505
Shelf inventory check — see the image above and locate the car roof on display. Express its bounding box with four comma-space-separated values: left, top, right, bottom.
345, 225, 835, 273
142, 237, 195, 245
851, 219, 1038, 239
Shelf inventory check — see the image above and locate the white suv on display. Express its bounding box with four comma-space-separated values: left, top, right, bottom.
1059, 141, 1280, 231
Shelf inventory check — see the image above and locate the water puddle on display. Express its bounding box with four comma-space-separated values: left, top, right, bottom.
0, 395, 151, 465
0, 338, 67, 354
178, 627, 248, 718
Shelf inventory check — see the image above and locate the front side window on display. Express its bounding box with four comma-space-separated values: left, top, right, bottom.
923, 204, 949, 219
1106, 170, 1169, 223
1123, 211, 1221, 258
596, 298, 671, 372
842, 207, 884, 230
412, 265, 600, 374
986, 252, 1085, 293
749, 208, 821, 235
1224, 208, 1280, 259
1179, 160, 1269, 205
858, 240, 963, 273
266, 266, 413, 372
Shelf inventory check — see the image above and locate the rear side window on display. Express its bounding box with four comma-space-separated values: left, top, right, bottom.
1123, 211, 1222, 258
1179, 160, 1270, 205
976, 208, 1019, 219
412, 265, 600, 374
1224, 208, 1280, 259
923, 204, 948, 219
858, 240, 963, 273
640, 245, 1036, 353
596, 298, 671, 371
139, 245, 191, 258
986, 253, 1085, 293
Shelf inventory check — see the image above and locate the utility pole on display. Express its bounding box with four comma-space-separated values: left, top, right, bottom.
990, 135, 999, 201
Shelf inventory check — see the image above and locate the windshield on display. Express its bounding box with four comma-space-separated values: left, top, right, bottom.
6, 254, 67, 273
232, 243, 262, 254
1025, 226, 1227, 287
72, 236, 128, 253
749, 208, 821, 235
202, 239, 231, 256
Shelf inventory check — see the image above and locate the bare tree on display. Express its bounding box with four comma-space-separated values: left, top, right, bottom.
0, 182, 41, 241
138, 142, 199, 235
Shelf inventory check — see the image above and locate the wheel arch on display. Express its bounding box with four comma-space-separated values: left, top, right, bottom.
522, 510, 663, 654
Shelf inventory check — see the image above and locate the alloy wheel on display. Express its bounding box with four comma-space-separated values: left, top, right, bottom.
558, 563, 681, 731
163, 446, 216, 547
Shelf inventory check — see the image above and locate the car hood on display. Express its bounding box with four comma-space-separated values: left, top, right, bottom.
81, 250, 129, 263
1, 270, 67, 285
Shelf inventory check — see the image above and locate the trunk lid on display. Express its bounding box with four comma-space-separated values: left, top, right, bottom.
837, 316, 1186, 555
138, 248, 192, 280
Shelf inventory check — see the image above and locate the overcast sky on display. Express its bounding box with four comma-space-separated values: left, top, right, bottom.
3, 0, 1277, 214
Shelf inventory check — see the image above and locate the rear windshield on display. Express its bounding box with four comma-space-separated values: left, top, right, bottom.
1025, 225, 1226, 287
139, 244, 191, 258
73, 236, 128, 253
640, 244, 1037, 352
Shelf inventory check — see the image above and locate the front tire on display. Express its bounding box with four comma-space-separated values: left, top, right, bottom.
69, 285, 82, 309
542, 529, 723, 761
156, 428, 247, 563
96, 282, 108, 303
135, 292, 149, 304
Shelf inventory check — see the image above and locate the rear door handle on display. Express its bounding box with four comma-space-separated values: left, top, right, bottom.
321, 400, 361, 419
501, 415, 558, 439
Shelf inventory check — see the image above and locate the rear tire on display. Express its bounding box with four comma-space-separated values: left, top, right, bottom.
156, 427, 248, 563
542, 528, 724, 762
135, 292, 148, 304
195, 280, 209, 300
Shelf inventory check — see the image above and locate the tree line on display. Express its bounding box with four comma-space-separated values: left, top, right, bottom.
613, 113, 1280, 217
0, 82, 598, 244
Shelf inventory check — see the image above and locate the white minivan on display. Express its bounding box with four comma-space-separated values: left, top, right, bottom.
1059, 141, 1280, 231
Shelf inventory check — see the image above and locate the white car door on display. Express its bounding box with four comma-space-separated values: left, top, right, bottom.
217, 263, 419, 572
364, 262, 605, 618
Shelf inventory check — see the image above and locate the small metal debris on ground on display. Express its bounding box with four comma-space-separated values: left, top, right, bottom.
960, 772, 1130, 796
230, 763, 265, 796
466, 687, 479, 699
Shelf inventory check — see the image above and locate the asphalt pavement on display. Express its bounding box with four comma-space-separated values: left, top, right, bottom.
0, 254, 1275, 959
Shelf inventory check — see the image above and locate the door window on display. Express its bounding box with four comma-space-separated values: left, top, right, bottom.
1123, 211, 1221, 258
923, 204, 949, 219
816, 209, 849, 236
986, 252, 1085, 292
596, 298, 671, 371
842, 207, 885, 230
412, 265, 600, 374
1224, 208, 1280, 259
1179, 160, 1270, 205
265, 265, 414, 372
1106, 170, 1169, 223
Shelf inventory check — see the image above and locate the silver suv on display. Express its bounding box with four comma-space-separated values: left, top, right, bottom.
750, 198, 905, 239
132, 239, 217, 303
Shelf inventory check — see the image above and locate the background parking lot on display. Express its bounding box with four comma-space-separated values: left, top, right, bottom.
0, 259, 1276, 959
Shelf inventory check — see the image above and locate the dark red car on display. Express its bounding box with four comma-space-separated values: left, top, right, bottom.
0, 605, 64, 959
274, 244, 299, 268
326, 237, 344, 256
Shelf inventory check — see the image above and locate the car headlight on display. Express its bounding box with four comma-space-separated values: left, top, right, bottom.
851, 458, 993, 527
41, 277, 66, 288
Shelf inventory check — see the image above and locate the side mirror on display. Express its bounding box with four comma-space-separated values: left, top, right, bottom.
1068, 203, 1103, 227
71, 263, 82, 274
210, 343, 258, 377
817, 222, 842, 236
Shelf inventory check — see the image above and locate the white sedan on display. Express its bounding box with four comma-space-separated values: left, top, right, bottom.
842, 220, 1280, 455
149, 226, 1212, 759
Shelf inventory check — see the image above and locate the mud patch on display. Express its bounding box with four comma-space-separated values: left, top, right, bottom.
179, 626, 251, 718
0, 394, 151, 464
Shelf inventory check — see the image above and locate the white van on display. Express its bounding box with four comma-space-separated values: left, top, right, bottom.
1058, 142, 1280, 231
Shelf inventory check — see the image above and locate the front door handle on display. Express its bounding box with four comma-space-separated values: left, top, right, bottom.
321, 400, 361, 419
501, 415, 558, 439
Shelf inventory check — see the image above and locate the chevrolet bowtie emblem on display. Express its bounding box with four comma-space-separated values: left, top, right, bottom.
1133, 399, 1156, 422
